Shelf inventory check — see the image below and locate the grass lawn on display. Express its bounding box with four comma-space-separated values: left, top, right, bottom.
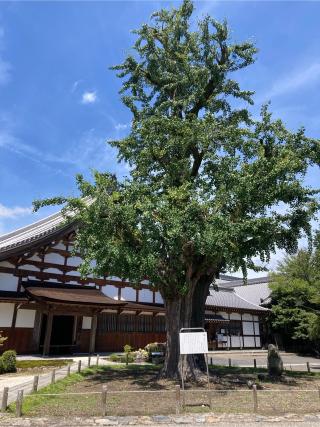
8, 364, 320, 417
14, 359, 74, 374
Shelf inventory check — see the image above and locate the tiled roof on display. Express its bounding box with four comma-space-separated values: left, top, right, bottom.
206, 288, 269, 312
0, 211, 71, 258
234, 282, 271, 306
218, 276, 270, 289
24, 282, 126, 307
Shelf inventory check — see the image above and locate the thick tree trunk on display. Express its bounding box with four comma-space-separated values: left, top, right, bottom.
160, 277, 213, 380
162, 299, 181, 378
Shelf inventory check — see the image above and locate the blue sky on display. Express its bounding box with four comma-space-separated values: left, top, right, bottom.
0, 1, 320, 277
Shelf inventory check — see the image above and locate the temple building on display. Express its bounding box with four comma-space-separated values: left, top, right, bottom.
0, 211, 270, 355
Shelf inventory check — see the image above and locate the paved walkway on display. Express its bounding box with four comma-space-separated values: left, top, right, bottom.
208, 351, 320, 371
0, 413, 320, 426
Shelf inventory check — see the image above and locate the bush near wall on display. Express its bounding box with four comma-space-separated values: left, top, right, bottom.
0, 350, 17, 374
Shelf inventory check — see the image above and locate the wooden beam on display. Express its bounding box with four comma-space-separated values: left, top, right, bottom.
89, 314, 97, 354
43, 311, 53, 356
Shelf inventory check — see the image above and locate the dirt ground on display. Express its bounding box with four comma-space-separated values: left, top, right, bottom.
22, 365, 320, 417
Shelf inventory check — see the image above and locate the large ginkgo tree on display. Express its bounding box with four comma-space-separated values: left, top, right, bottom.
34, 0, 320, 379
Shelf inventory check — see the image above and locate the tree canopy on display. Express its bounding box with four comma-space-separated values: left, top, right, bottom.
34, 0, 320, 377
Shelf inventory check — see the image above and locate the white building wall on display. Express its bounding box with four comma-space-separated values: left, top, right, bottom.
0, 303, 14, 327
0, 273, 18, 291
44, 252, 65, 264
16, 309, 36, 328
102, 285, 118, 299
121, 287, 136, 301
139, 289, 153, 303
155, 292, 163, 304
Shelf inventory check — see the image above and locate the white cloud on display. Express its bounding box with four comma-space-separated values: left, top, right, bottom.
81, 91, 97, 104
0, 203, 32, 219
0, 27, 11, 86
261, 62, 320, 101
114, 122, 129, 131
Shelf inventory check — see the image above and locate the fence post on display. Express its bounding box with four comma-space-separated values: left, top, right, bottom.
88, 356, 91, 368
252, 385, 258, 413
67, 364, 71, 376
175, 385, 181, 414
210, 357, 213, 365
228, 358, 232, 367
307, 362, 311, 373
1, 387, 8, 412
101, 385, 107, 416
16, 390, 24, 417
51, 369, 56, 384
253, 358, 257, 369
96, 354, 100, 366
32, 375, 39, 393
78, 360, 82, 373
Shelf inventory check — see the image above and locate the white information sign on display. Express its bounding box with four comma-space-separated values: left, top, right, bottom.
179, 331, 208, 355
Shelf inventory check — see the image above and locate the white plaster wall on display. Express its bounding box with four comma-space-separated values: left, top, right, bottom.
0, 273, 18, 291
43, 268, 62, 275
67, 256, 82, 267
0, 261, 15, 268
53, 242, 66, 250
139, 289, 153, 303
16, 309, 36, 328
230, 313, 241, 320
217, 311, 228, 319
121, 287, 136, 301
102, 285, 118, 299
19, 264, 40, 272
68, 270, 81, 277
44, 252, 65, 264
0, 303, 14, 327
243, 336, 255, 347
27, 254, 42, 262
155, 292, 163, 304
242, 313, 253, 321
242, 321, 254, 335
82, 316, 92, 330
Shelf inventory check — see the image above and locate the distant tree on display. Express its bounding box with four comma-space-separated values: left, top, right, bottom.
270, 243, 320, 352
34, 0, 320, 379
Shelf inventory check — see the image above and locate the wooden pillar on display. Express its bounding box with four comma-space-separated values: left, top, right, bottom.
32, 311, 43, 352
72, 315, 78, 345
89, 314, 98, 354
43, 312, 53, 356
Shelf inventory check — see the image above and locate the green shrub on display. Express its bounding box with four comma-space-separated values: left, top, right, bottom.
2, 350, 17, 373
124, 344, 132, 354
109, 353, 135, 363
0, 357, 4, 375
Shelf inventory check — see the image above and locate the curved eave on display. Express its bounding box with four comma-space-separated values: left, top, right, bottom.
205, 303, 269, 315
0, 212, 77, 261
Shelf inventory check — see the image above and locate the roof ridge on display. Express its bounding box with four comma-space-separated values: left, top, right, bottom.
233, 290, 269, 311
0, 210, 63, 242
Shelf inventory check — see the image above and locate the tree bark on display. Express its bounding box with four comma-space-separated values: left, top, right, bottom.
160, 276, 213, 380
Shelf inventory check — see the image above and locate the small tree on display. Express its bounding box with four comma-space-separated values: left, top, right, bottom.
34, 0, 320, 379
